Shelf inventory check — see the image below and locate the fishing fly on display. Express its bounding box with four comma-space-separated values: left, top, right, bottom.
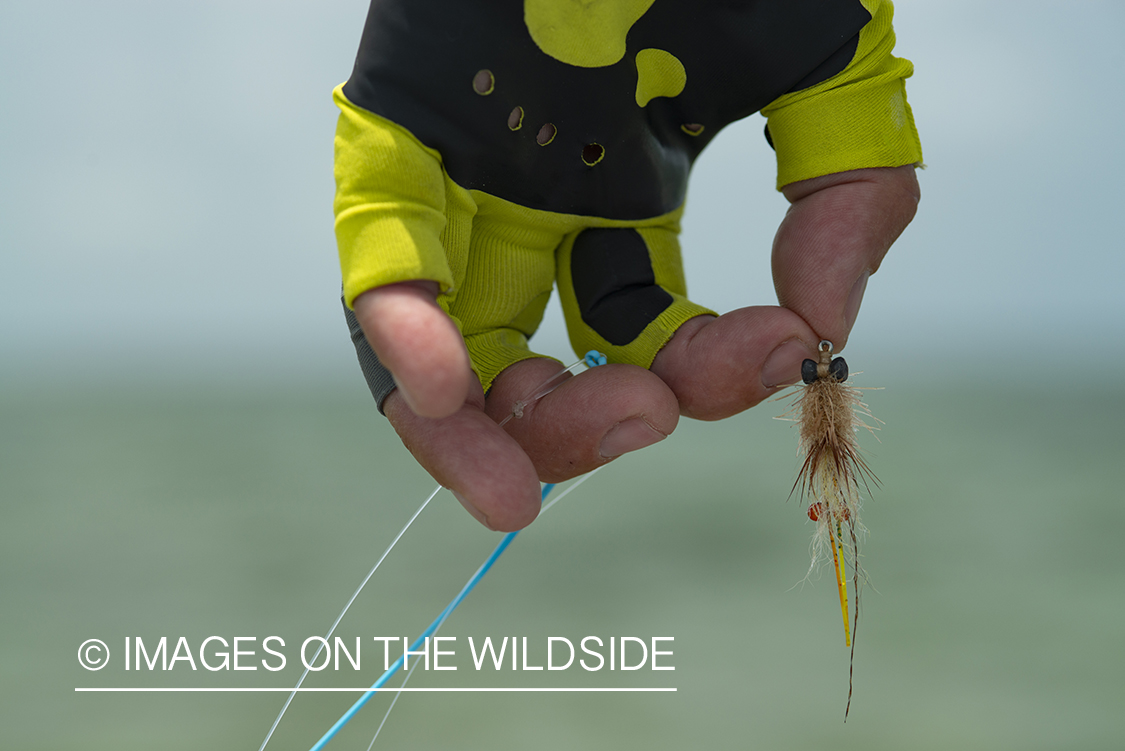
784, 339, 879, 719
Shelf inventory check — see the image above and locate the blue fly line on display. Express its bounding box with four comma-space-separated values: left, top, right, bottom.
304, 351, 608, 750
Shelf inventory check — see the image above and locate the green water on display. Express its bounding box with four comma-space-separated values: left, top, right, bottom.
2, 380, 1122, 750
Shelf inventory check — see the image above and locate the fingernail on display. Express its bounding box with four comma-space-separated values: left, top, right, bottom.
600, 418, 666, 459
844, 271, 869, 332
761, 339, 813, 388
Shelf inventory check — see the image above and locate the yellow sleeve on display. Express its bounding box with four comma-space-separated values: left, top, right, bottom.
333, 85, 454, 308
761, 0, 923, 190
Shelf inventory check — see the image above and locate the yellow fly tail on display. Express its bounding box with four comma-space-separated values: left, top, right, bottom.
828, 523, 850, 647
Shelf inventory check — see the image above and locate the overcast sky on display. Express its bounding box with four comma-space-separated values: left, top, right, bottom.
2, 1, 1122, 387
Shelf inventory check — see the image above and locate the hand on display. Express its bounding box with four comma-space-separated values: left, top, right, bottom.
353, 283, 680, 531
354, 165, 919, 531
652, 164, 921, 418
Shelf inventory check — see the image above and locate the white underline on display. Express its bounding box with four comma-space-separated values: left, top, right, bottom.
75, 687, 676, 693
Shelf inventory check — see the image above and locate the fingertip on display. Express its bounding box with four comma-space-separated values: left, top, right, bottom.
452, 486, 541, 532
652, 307, 820, 419
446, 445, 543, 531
355, 282, 474, 419
386, 396, 543, 531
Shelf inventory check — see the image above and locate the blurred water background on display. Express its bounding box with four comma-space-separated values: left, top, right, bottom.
3, 381, 1122, 749
2, 1, 1124, 749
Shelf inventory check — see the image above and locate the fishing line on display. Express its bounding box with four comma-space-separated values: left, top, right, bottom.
539, 465, 602, 516
307, 482, 556, 751
262, 351, 607, 750
257, 484, 441, 751
360, 467, 604, 749
365, 652, 421, 750
502, 350, 607, 425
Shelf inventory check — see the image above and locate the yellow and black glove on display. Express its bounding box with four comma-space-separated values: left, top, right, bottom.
334, 0, 922, 410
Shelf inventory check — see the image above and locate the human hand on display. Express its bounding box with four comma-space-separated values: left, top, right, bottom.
651, 164, 921, 418
353, 165, 919, 531
353, 281, 679, 531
